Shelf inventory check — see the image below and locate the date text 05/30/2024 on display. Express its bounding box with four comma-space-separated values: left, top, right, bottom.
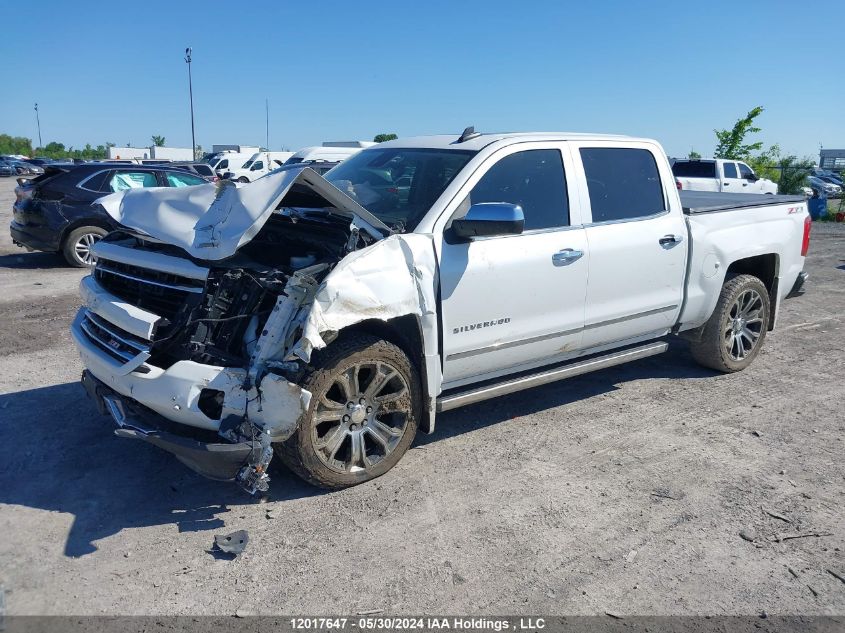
289, 617, 547, 631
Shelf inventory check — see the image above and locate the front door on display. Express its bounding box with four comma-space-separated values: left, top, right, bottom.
439, 145, 588, 386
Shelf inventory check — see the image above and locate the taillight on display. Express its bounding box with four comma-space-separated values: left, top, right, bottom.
801, 214, 811, 256
676, 179, 682, 190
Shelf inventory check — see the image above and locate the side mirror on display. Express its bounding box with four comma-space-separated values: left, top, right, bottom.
451, 202, 525, 239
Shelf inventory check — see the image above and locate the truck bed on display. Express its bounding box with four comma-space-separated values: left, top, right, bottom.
680, 191, 805, 214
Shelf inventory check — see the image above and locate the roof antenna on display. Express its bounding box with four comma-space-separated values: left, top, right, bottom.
455, 126, 481, 144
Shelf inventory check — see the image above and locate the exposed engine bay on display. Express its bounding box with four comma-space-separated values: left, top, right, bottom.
75, 168, 439, 494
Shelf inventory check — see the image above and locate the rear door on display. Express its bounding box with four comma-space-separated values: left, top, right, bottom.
720, 161, 743, 192
573, 143, 687, 349
439, 143, 588, 385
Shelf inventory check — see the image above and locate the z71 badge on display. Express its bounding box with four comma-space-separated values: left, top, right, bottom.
453, 318, 511, 334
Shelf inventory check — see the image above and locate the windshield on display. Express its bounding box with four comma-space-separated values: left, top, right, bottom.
324, 147, 475, 231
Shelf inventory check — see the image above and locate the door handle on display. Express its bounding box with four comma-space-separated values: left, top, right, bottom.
552, 248, 583, 266
659, 234, 684, 246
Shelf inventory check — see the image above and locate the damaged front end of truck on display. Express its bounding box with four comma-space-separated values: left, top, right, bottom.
71, 167, 438, 494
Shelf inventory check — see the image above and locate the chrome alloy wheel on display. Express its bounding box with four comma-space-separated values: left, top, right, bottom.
74, 232, 101, 265
311, 361, 411, 473
724, 288, 765, 361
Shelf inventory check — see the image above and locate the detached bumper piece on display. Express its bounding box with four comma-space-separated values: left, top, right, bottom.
81, 370, 258, 482
787, 272, 809, 299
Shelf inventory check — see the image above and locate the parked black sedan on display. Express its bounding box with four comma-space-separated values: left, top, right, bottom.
11, 163, 207, 266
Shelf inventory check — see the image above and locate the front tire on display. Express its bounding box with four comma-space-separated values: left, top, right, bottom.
690, 274, 770, 372
237, 176, 249, 183
62, 226, 107, 267
276, 334, 421, 489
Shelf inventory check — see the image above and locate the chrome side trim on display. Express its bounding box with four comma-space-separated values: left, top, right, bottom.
437, 341, 668, 412
584, 304, 678, 330
445, 305, 677, 361
446, 326, 581, 361
582, 209, 669, 228
97, 263, 204, 294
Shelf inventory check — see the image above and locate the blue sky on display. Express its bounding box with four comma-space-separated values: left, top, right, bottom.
1, 1, 842, 159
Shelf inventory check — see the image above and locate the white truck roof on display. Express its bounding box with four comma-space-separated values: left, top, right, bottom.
374, 132, 643, 151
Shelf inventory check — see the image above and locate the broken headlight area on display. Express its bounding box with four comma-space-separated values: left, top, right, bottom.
83, 210, 372, 494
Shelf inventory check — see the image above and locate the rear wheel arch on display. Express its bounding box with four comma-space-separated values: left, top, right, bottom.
59, 217, 112, 247
724, 253, 779, 330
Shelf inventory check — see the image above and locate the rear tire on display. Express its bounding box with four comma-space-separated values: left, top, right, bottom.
690, 274, 770, 373
238, 176, 249, 183
275, 333, 421, 489
62, 226, 107, 267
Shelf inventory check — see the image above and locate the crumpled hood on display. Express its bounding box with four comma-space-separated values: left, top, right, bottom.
96, 167, 390, 260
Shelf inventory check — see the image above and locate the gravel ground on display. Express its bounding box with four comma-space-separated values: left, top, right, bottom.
0, 176, 843, 616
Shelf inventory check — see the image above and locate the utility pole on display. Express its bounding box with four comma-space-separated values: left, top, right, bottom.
185, 48, 196, 159
34, 103, 42, 149
265, 98, 269, 150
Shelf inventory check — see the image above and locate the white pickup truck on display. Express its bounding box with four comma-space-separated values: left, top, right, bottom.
223, 151, 294, 183
672, 158, 778, 194
72, 131, 811, 493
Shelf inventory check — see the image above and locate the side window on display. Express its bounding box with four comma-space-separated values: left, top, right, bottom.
166, 171, 205, 187
580, 148, 665, 223
468, 149, 569, 230
251, 160, 264, 171
218, 159, 228, 169
108, 171, 158, 192
78, 170, 111, 192
723, 162, 738, 178
738, 163, 754, 179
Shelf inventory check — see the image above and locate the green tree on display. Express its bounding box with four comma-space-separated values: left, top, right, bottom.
151, 135, 166, 147
0, 134, 34, 156
747, 144, 781, 182
373, 133, 398, 143
714, 106, 765, 160
688, 149, 701, 159
774, 156, 814, 195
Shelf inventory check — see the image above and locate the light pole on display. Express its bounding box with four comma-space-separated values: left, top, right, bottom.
185, 48, 196, 159
265, 98, 269, 149
34, 103, 42, 150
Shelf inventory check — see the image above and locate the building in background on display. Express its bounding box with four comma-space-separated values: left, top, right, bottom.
820, 149, 845, 171
106, 145, 193, 161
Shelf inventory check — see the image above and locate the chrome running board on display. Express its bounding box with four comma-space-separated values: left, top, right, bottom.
436, 341, 668, 412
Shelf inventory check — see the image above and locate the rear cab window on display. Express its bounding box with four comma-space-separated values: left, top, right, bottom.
580, 147, 666, 222
671, 160, 716, 179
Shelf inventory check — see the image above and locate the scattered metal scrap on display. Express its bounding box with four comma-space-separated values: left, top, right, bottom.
775, 531, 832, 543
214, 530, 249, 557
